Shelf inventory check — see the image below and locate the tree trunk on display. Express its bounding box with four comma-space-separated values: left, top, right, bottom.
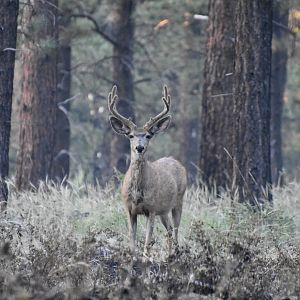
52, 45, 71, 182
16, 0, 58, 190
110, 0, 135, 174
233, 0, 273, 204
0, 0, 19, 207
271, 1, 289, 186
199, 0, 235, 191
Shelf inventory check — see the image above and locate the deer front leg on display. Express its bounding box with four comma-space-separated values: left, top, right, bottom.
143, 212, 155, 259
128, 211, 137, 256
160, 214, 173, 257
172, 202, 183, 251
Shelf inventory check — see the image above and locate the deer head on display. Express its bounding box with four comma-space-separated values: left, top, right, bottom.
108, 85, 172, 158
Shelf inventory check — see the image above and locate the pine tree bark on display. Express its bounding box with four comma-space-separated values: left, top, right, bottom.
271, 1, 289, 186
16, 0, 58, 190
110, 0, 135, 174
200, 0, 235, 190
233, 0, 273, 204
0, 0, 19, 207
52, 45, 71, 182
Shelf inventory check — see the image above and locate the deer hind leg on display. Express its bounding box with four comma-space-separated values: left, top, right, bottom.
128, 211, 137, 257
171, 202, 183, 249
160, 214, 173, 256
143, 212, 155, 259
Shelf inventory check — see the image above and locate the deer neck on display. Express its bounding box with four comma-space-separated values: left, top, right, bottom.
128, 154, 148, 205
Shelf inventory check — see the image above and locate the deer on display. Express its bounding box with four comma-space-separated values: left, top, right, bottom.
108, 85, 187, 259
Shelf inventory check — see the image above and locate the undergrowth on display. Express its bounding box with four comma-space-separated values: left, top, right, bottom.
1, 180, 300, 299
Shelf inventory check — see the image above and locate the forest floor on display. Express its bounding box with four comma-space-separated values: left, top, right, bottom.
1, 180, 300, 299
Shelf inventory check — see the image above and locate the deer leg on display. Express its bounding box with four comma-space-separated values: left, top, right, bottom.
128, 211, 137, 256
143, 213, 155, 258
160, 214, 173, 256
172, 203, 183, 249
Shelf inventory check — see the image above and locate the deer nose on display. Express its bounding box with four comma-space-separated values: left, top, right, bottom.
136, 145, 144, 153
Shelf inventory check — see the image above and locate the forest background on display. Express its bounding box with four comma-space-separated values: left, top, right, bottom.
6, 0, 300, 188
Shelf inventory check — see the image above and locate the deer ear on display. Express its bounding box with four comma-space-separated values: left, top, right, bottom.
109, 116, 131, 135
148, 115, 171, 135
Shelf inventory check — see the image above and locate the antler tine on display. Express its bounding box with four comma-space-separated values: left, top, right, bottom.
108, 85, 136, 129
144, 85, 171, 130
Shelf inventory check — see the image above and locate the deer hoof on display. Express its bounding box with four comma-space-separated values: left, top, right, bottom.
132, 254, 138, 262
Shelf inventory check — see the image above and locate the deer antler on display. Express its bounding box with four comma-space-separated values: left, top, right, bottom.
143, 85, 171, 130
108, 85, 136, 129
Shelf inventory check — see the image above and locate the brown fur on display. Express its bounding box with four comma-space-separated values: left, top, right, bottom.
122, 154, 187, 257
108, 85, 187, 258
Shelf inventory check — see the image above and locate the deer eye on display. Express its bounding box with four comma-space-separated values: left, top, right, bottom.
145, 134, 152, 139
128, 134, 134, 139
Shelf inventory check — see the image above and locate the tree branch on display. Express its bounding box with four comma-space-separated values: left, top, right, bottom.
273, 20, 296, 37
135, 39, 161, 74
71, 55, 117, 71
133, 77, 152, 85
70, 13, 120, 47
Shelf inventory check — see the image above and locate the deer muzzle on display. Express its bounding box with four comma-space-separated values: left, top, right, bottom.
136, 145, 145, 153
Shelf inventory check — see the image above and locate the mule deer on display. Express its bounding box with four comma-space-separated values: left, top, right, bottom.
108, 86, 187, 258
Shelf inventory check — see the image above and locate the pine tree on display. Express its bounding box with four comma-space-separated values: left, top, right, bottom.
0, 0, 19, 207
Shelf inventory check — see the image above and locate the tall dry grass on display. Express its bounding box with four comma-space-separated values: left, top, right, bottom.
1, 180, 300, 299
